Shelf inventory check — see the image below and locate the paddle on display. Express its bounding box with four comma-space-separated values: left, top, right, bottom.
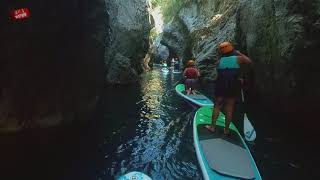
241, 89, 256, 141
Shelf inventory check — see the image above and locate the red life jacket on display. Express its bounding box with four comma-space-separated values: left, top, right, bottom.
185, 68, 198, 79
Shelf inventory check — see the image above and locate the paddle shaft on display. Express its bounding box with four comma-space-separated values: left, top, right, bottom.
241, 89, 247, 112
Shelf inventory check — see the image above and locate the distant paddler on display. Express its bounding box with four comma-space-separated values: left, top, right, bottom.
183, 60, 201, 95
174, 58, 180, 71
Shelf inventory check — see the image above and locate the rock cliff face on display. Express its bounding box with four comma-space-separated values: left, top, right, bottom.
236, 0, 320, 106
159, 0, 320, 109
159, 0, 239, 80
161, 16, 192, 62
105, 0, 151, 84
0, 0, 151, 132
152, 36, 169, 63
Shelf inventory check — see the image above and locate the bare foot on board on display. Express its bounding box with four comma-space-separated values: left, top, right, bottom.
205, 125, 215, 133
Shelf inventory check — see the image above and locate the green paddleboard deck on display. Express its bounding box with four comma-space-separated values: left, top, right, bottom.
193, 106, 262, 180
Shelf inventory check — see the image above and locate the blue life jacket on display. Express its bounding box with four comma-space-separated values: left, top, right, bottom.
216, 56, 240, 89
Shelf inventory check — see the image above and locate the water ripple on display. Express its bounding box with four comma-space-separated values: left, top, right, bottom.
103, 68, 201, 179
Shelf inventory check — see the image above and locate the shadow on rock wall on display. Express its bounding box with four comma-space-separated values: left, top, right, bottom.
0, 0, 107, 132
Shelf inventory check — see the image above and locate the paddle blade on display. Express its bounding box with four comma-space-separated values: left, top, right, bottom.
243, 113, 256, 141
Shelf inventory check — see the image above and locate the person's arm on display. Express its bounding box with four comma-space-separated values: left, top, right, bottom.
214, 57, 220, 66
183, 68, 188, 78
236, 50, 252, 64
197, 69, 201, 77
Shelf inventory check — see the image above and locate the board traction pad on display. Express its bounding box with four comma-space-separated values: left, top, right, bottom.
197, 125, 255, 179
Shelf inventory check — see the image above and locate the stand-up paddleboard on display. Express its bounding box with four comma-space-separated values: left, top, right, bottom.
175, 84, 213, 107
172, 70, 182, 74
117, 171, 152, 180
161, 67, 169, 73
194, 106, 262, 180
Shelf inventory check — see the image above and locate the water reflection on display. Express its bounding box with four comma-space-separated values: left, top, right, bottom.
107, 68, 201, 180
140, 70, 164, 118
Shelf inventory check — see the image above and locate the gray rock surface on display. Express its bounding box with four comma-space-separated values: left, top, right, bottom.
160, 0, 239, 81
161, 16, 192, 63
105, 0, 151, 84
0, 0, 151, 132
106, 53, 139, 83
159, 0, 320, 107
152, 36, 169, 63
237, 0, 320, 105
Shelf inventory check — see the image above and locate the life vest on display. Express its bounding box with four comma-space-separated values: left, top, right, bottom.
185, 67, 198, 79
216, 56, 240, 89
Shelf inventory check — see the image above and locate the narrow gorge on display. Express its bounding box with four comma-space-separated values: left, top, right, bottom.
150, 0, 320, 113
0, 0, 319, 179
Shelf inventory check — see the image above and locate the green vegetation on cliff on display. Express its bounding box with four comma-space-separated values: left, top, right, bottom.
151, 0, 194, 23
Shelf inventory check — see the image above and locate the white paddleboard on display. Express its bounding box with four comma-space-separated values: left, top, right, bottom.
173, 70, 182, 74
161, 68, 169, 73
118, 171, 152, 180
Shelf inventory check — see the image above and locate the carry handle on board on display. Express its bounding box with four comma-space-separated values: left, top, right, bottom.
241, 89, 256, 141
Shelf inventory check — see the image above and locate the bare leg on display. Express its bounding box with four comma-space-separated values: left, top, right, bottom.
206, 96, 223, 132
186, 89, 191, 95
224, 97, 236, 134
191, 80, 196, 94
185, 85, 190, 95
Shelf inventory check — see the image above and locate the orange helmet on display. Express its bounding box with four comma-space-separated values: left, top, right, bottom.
219, 41, 234, 54
187, 60, 195, 67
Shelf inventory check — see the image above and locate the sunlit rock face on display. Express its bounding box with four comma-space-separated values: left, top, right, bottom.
160, 0, 320, 108
161, 16, 192, 63
0, 0, 107, 132
160, 0, 239, 81
105, 0, 151, 84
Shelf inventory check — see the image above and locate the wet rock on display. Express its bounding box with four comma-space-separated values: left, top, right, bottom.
142, 53, 151, 71
106, 53, 139, 83
105, 0, 151, 84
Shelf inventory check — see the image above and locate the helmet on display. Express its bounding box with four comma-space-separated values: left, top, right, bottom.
219, 41, 234, 54
187, 60, 195, 67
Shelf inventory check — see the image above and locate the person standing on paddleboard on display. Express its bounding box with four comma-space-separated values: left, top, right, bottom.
206, 42, 252, 135
170, 58, 175, 70
174, 58, 180, 71
183, 60, 200, 95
